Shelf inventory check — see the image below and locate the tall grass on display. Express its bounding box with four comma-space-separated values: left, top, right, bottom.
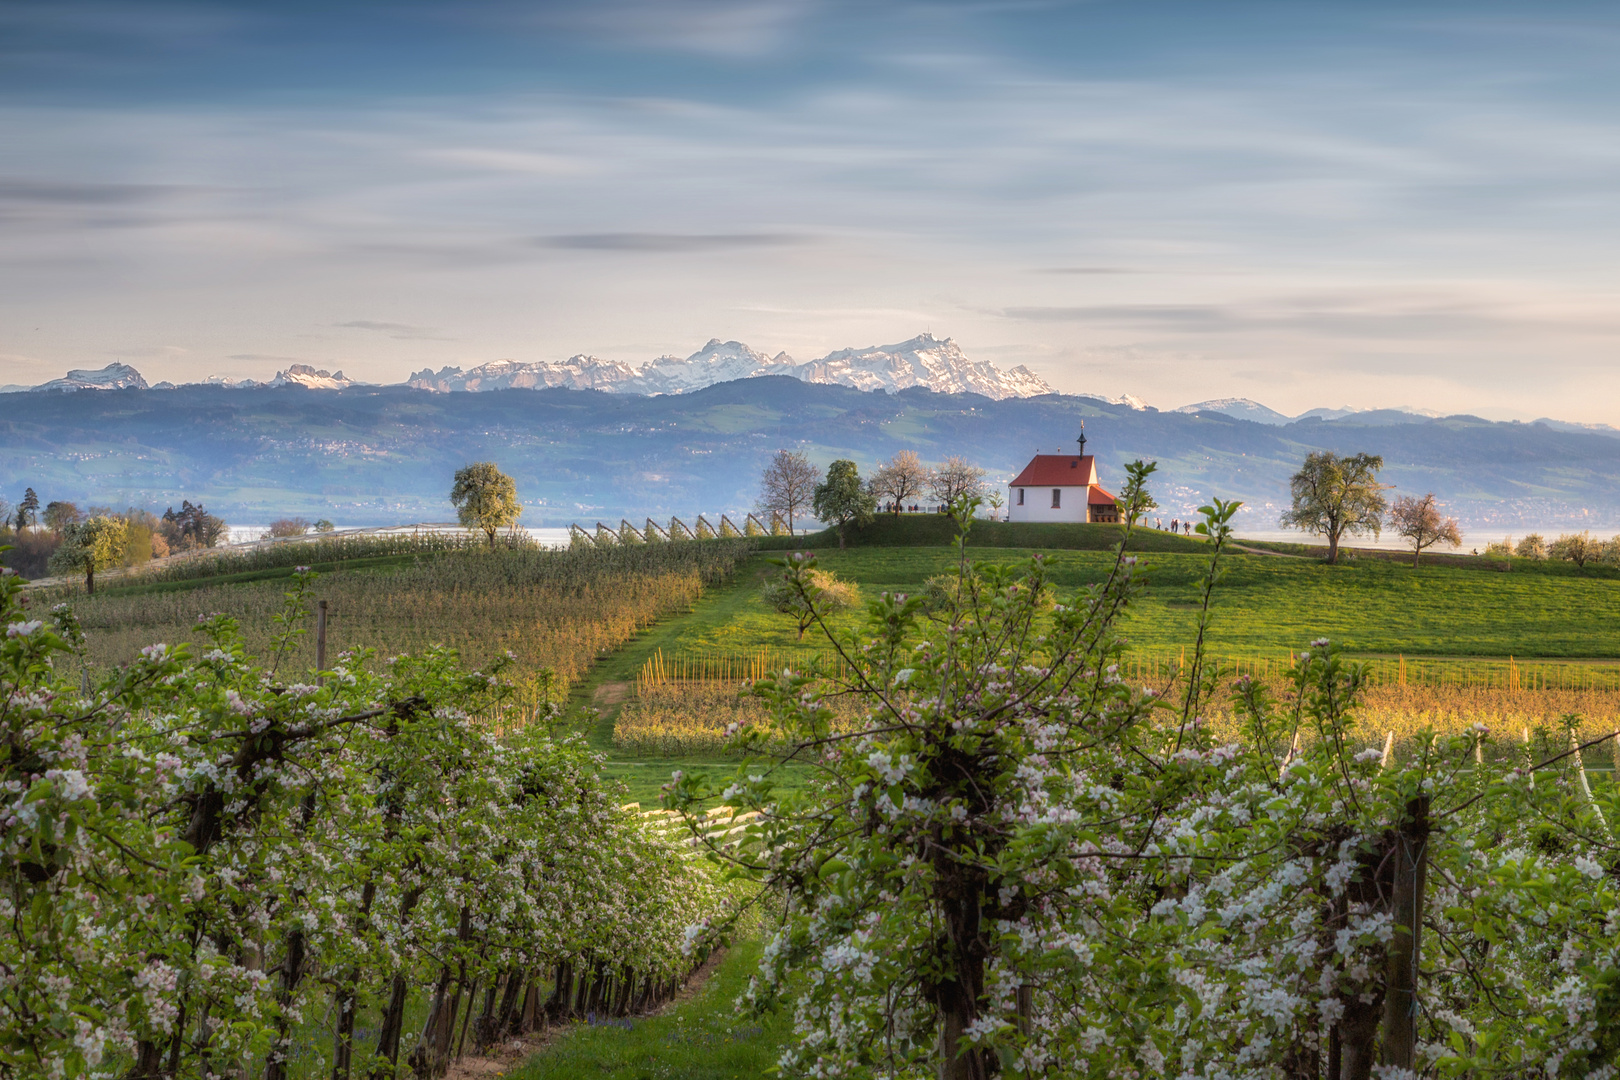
65, 541, 751, 695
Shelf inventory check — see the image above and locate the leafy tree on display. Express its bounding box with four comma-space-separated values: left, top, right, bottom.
761, 560, 858, 639
267, 516, 310, 538
758, 450, 821, 533
867, 450, 928, 514
161, 499, 227, 550
313, 518, 336, 533
1389, 493, 1462, 567
41, 500, 82, 535
1549, 530, 1601, 570
811, 458, 876, 549
1279, 450, 1387, 563
13, 487, 38, 530
450, 461, 523, 547
926, 454, 987, 506
1516, 533, 1548, 559
118, 508, 167, 563
46, 514, 129, 593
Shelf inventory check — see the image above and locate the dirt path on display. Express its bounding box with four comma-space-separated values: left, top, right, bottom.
592, 681, 632, 708
1230, 543, 1312, 559
442, 949, 728, 1080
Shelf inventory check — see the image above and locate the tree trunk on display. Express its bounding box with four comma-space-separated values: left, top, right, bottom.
934, 868, 990, 1080
369, 883, 425, 1079
1381, 796, 1430, 1070
370, 974, 411, 1080
86, 565, 95, 595
1338, 986, 1384, 1080
263, 927, 308, 1080
837, 523, 847, 549
408, 966, 454, 1079
125, 1038, 165, 1079
1326, 530, 1341, 565
544, 961, 570, 1023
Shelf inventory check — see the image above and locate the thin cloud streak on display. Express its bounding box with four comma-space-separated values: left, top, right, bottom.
534, 232, 812, 252
334, 321, 452, 341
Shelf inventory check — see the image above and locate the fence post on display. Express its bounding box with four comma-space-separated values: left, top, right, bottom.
1381, 794, 1430, 1069
316, 599, 328, 685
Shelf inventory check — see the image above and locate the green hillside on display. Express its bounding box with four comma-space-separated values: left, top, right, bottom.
755, 514, 1211, 551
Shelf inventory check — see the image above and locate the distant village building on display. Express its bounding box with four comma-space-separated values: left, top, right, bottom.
1006, 428, 1119, 524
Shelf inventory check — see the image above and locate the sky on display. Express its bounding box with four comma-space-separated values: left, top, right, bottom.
4, 0, 1620, 422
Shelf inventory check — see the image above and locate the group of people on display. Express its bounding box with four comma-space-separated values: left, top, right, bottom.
1154, 517, 1194, 536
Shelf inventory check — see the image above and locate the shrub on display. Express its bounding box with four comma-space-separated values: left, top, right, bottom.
0, 528, 62, 579
762, 564, 859, 639
267, 517, 310, 538
1515, 533, 1547, 559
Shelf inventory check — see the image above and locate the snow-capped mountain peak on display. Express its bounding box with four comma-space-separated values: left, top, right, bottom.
792, 333, 1052, 398
25, 363, 149, 393
271, 364, 354, 390
1175, 397, 1292, 425
1076, 392, 1151, 411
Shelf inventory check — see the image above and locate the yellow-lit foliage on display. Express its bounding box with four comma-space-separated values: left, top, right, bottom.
67, 543, 747, 698
616, 679, 868, 756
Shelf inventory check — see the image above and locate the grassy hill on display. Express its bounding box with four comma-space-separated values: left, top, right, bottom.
755, 514, 1211, 551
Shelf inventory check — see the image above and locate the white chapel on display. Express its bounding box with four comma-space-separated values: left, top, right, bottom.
1006, 427, 1119, 524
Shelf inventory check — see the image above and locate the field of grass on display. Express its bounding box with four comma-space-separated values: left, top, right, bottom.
625, 545, 1620, 661
509, 938, 787, 1080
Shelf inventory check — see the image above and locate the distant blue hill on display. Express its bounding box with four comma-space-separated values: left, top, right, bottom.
2, 377, 1617, 532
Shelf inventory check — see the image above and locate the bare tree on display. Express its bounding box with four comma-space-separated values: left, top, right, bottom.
867, 451, 929, 514
927, 455, 987, 507
758, 450, 822, 533
1390, 494, 1462, 568
1279, 451, 1387, 564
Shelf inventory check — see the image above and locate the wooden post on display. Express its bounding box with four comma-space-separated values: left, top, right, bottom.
316, 600, 328, 685
1381, 795, 1430, 1070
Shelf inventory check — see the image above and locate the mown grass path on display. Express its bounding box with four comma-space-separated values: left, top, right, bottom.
507, 939, 786, 1080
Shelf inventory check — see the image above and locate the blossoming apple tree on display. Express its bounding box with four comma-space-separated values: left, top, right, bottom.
671, 468, 1620, 1078
1, 565, 735, 1080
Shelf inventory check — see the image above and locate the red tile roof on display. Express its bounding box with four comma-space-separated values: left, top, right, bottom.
1087, 486, 1118, 506
1009, 454, 1097, 487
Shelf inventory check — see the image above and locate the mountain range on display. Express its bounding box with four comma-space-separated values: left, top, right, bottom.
3, 375, 1618, 533
8, 339, 1614, 442
2, 334, 1052, 401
